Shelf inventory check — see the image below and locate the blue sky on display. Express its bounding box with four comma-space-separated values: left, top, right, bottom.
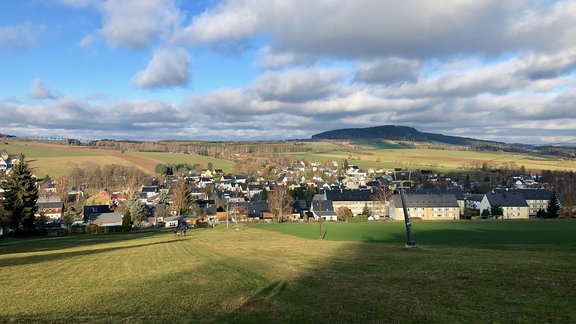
1, 0, 576, 144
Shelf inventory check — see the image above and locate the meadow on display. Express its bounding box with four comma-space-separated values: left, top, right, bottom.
1, 221, 575, 323
288, 146, 574, 173
2, 139, 575, 179
0, 141, 234, 178
130, 151, 235, 173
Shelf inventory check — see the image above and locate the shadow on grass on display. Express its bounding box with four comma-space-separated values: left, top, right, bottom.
4, 222, 576, 323
0, 229, 163, 255
0, 234, 183, 268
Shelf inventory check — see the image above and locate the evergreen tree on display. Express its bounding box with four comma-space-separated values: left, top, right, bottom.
260, 188, 268, 201
0, 160, 39, 232
122, 209, 132, 228
546, 190, 560, 218
490, 205, 503, 219
128, 191, 146, 225
361, 202, 372, 217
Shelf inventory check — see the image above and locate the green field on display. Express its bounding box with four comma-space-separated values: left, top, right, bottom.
287, 147, 573, 173
129, 151, 235, 173
3, 139, 575, 179
1, 221, 575, 323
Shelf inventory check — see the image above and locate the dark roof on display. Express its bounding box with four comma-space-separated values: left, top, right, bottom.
141, 186, 157, 193
245, 201, 270, 217
37, 201, 64, 209
493, 188, 551, 200
293, 199, 309, 212
407, 188, 464, 200
486, 192, 529, 207
311, 200, 337, 216
325, 189, 376, 201
392, 193, 459, 208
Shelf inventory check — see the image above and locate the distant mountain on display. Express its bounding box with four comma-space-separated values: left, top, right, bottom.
311, 125, 500, 146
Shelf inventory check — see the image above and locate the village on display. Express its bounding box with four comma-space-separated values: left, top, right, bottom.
0, 147, 564, 236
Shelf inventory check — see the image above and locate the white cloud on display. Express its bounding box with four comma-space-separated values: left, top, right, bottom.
250, 67, 346, 103
133, 48, 191, 89
0, 22, 44, 50
98, 0, 183, 49
354, 58, 421, 84
28, 79, 56, 100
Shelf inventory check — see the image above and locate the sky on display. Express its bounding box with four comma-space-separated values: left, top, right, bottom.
1, 0, 576, 145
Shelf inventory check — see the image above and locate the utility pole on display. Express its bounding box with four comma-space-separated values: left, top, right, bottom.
394, 169, 416, 247
319, 198, 323, 240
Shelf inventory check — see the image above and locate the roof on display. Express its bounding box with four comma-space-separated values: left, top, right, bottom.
37, 201, 64, 209
391, 193, 459, 208
485, 192, 529, 207
141, 186, 158, 193
407, 188, 464, 200
493, 188, 551, 200
324, 189, 376, 201
311, 200, 337, 217
89, 212, 123, 224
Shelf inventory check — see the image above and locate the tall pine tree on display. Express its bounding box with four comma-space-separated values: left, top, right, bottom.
1, 160, 39, 231
546, 190, 560, 218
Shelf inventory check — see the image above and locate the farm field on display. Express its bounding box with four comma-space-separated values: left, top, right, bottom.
288, 147, 575, 173
1, 221, 575, 323
130, 151, 235, 173
0, 141, 159, 178
2, 139, 575, 179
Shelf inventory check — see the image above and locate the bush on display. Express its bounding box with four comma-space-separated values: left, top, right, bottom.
352, 215, 368, 223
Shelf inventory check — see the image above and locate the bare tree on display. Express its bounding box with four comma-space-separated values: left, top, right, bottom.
55, 176, 69, 204
268, 185, 293, 223
171, 179, 193, 216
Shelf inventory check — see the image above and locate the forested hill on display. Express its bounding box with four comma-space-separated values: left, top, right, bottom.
311, 125, 501, 146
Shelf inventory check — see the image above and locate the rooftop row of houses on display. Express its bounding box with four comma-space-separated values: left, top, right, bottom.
36, 182, 560, 226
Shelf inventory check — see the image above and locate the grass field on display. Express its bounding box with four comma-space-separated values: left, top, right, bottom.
1, 221, 575, 323
129, 151, 235, 173
2, 139, 575, 179
288, 147, 575, 173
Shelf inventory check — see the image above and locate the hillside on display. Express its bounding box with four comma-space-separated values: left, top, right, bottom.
311, 125, 500, 146
311, 125, 576, 159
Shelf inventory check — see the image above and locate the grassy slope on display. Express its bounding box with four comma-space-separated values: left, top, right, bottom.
3, 139, 574, 179
1, 221, 575, 323
290, 144, 573, 173
129, 151, 235, 173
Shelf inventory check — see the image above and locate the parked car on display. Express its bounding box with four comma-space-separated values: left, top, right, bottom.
153, 221, 165, 227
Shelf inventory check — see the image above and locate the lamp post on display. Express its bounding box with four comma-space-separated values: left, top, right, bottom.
394, 169, 416, 247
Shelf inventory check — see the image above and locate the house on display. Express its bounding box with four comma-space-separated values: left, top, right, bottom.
0, 157, 8, 173
477, 192, 530, 219
83, 205, 112, 222
89, 212, 123, 226
388, 193, 461, 221
292, 199, 310, 221
311, 198, 338, 221
141, 186, 158, 198
35, 196, 64, 220
325, 189, 387, 217
407, 188, 465, 214
493, 188, 556, 217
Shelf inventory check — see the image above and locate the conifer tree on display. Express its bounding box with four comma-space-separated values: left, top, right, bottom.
546, 190, 560, 218
1, 160, 39, 231
128, 191, 146, 225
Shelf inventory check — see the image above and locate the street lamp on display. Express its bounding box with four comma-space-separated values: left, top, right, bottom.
393, 169, 416, 247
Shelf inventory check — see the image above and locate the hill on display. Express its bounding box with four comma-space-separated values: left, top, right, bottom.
311, 125, 499, 146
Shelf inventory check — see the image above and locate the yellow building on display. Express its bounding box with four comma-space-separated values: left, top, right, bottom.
389, 193, 460, 221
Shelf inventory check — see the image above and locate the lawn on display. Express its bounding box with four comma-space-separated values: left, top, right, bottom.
1, 221, 575, 323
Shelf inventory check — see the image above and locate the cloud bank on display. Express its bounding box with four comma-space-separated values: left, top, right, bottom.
1, 0, 576, 145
